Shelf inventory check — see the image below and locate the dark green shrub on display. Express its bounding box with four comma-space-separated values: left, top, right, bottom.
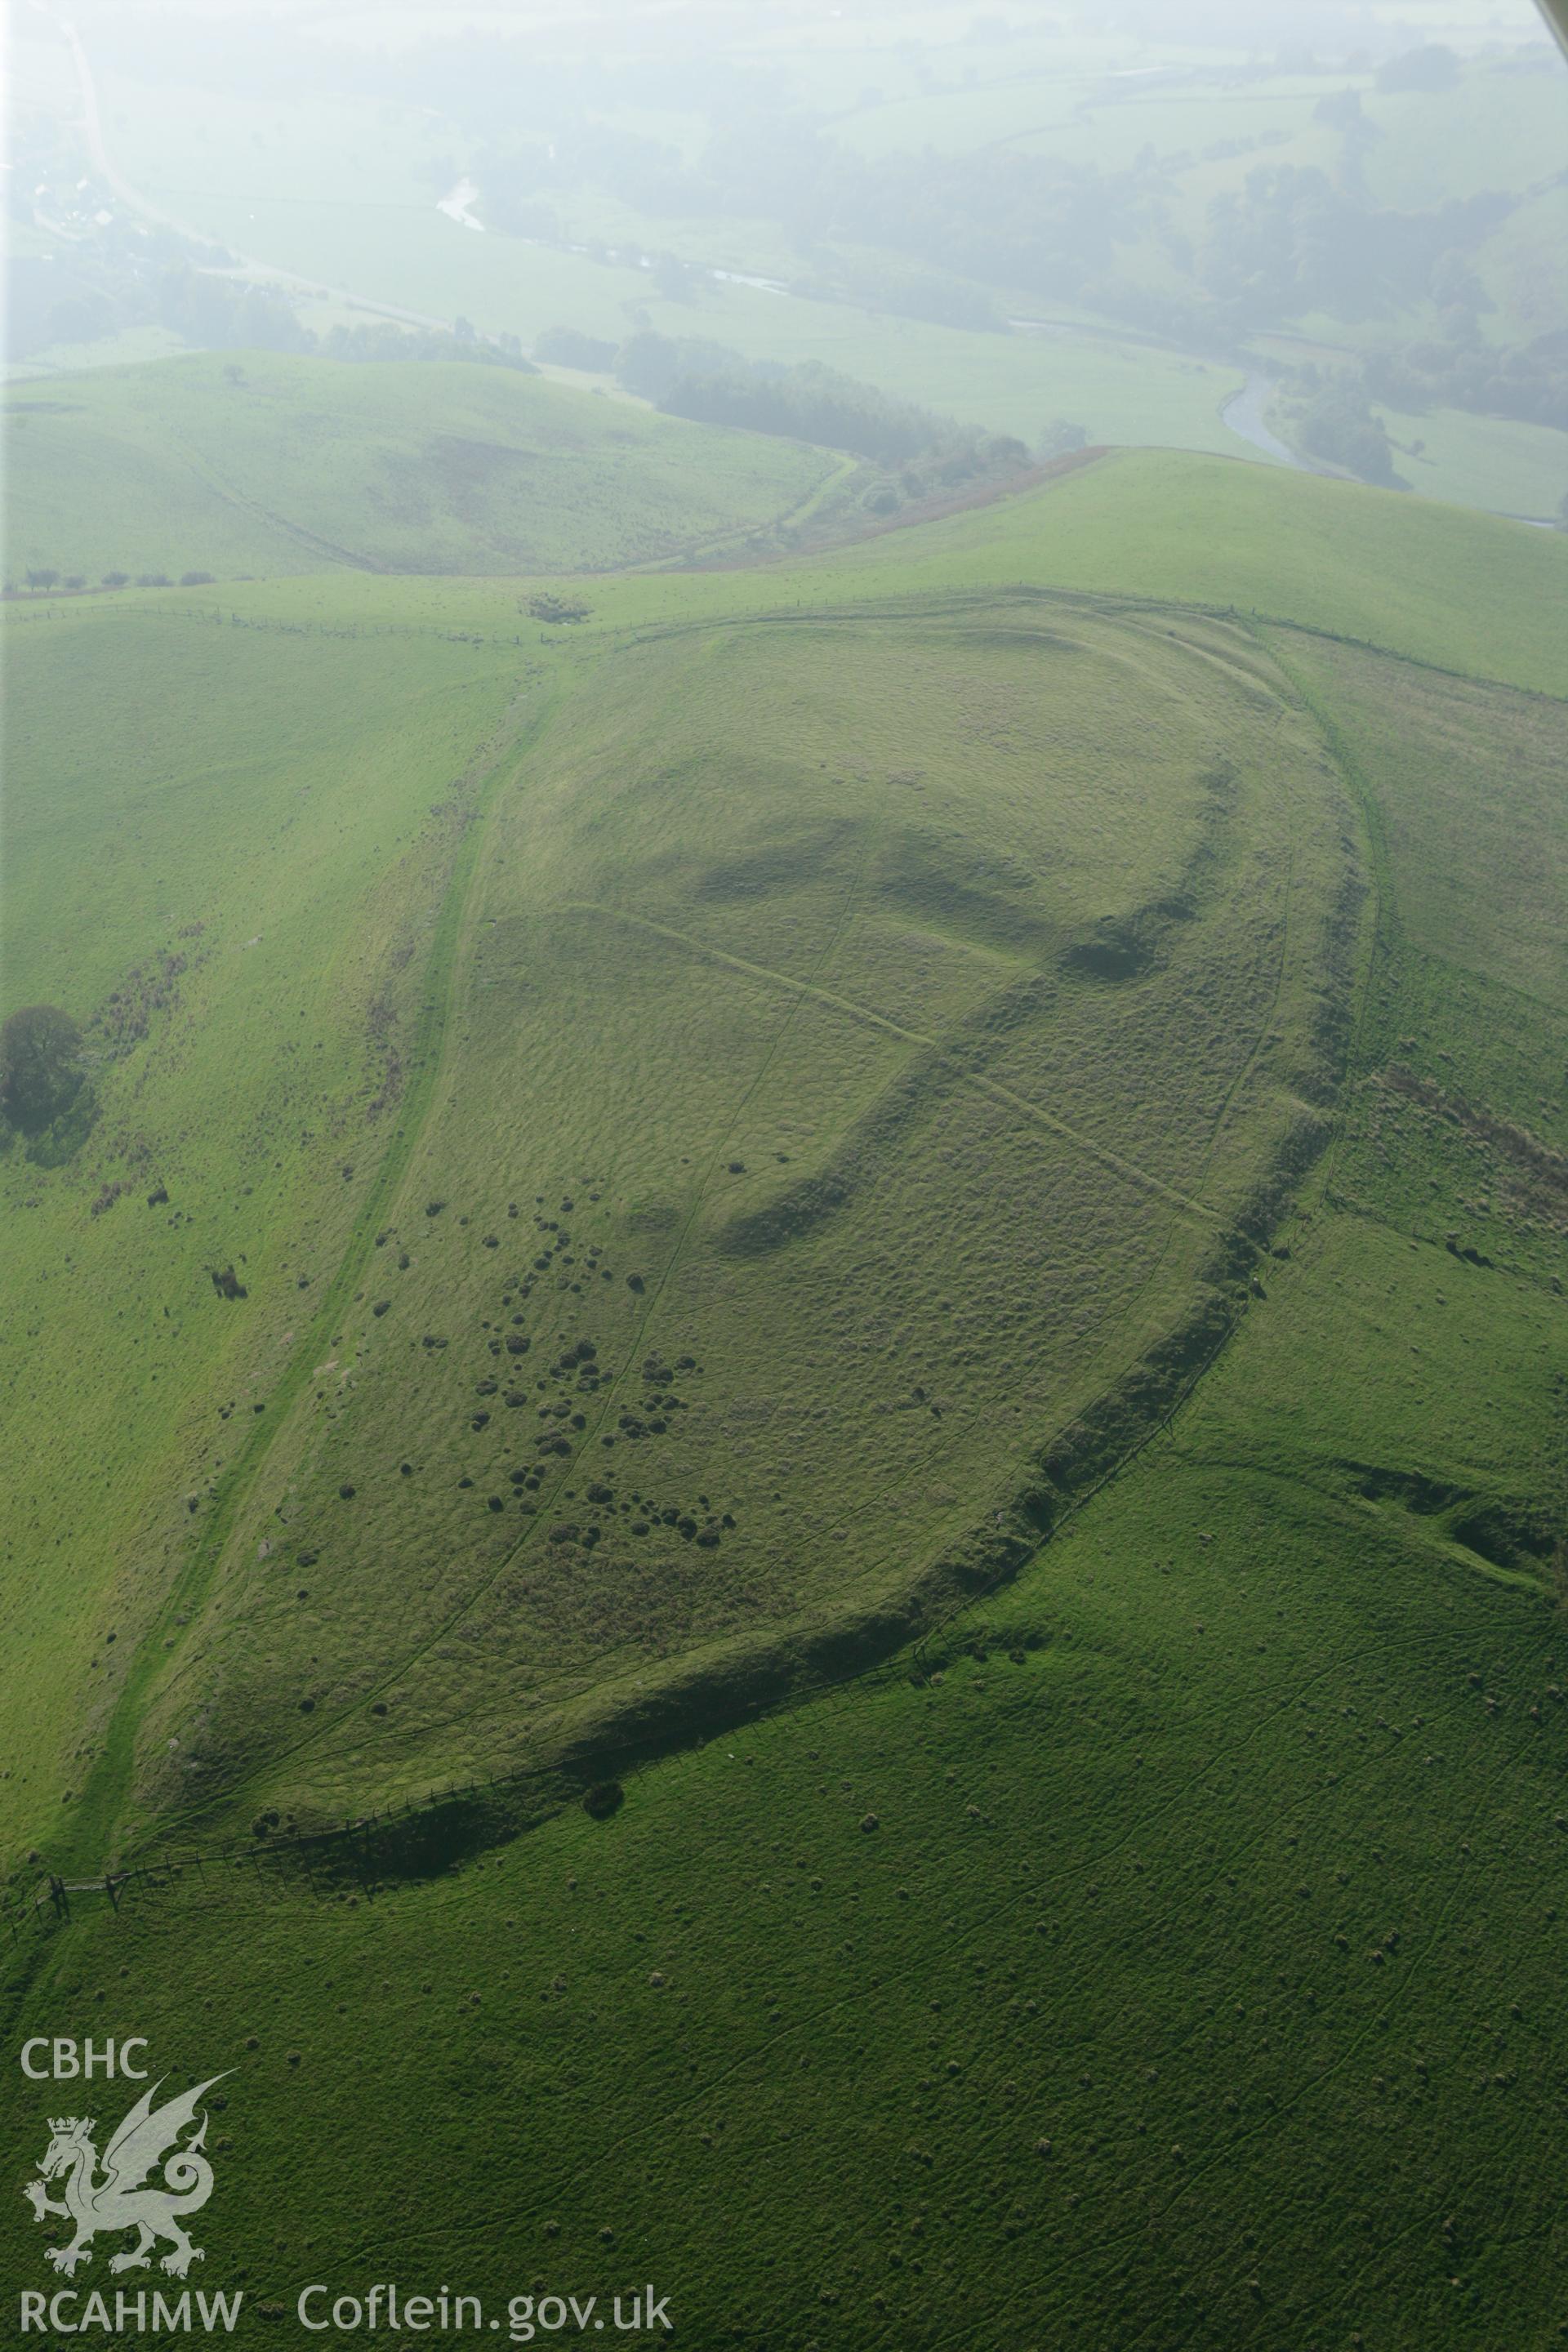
1, 1003, 85, 1134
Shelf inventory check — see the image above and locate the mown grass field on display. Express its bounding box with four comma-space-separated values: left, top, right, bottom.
2, 354, 840, 582
2, 451, 1566, 2346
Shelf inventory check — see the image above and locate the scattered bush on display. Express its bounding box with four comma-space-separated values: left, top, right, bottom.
527, 592, 591, 625
1, 1004, 85, 1134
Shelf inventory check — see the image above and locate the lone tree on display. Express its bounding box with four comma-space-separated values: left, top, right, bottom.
0, 1004, 85, 1133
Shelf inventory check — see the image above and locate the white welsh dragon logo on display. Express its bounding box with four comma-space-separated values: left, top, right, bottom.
23, 2075, 228, 2279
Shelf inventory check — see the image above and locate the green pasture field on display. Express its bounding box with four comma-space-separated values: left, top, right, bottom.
664, 308, 1246, 455
801, 451, 1568, 693
0, 610, 533, 1866
1374, 402, 1568, 521
2, 439, 1565, 2347
1002, 81, 1338, 176
1277, 637, 1567, 1014
8, 1402, 1566, 2352
92, 195, 1254, 464
95, 77, 444, 215
1, 353, 839, 582
36, 442, 1560, 693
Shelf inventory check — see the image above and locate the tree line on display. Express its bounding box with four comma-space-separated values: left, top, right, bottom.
7, 570, 216, 595
537, 326, 1031, 480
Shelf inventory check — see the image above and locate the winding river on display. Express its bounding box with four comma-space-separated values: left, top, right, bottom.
1220, 372, 1316, 470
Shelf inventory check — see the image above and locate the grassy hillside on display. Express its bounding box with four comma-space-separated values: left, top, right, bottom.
140, 445, 1568, 699
803, 451, 1568, 697
2, 451, 1566, 2346
2, 352, 840, 581
100, 604, 1356, 1843
0, 585, 1356, 1856
0, 611, 536, 1873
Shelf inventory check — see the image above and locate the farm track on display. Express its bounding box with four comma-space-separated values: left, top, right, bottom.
621, 451, 864, 575
173, 443, 385, 572
8, 570, 1565, 713
558, 902, 1219, 1223
55, 680, 554, 1874
106, 782, 893, 1846
674, 448, 1110, 573
1018, 613, 1316, 1451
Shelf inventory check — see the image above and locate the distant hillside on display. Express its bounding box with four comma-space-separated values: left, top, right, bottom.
182, 443, 1568, 700
2, 350, 841, 581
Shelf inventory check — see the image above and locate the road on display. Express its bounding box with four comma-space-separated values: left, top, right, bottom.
58, 11, 457, 336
